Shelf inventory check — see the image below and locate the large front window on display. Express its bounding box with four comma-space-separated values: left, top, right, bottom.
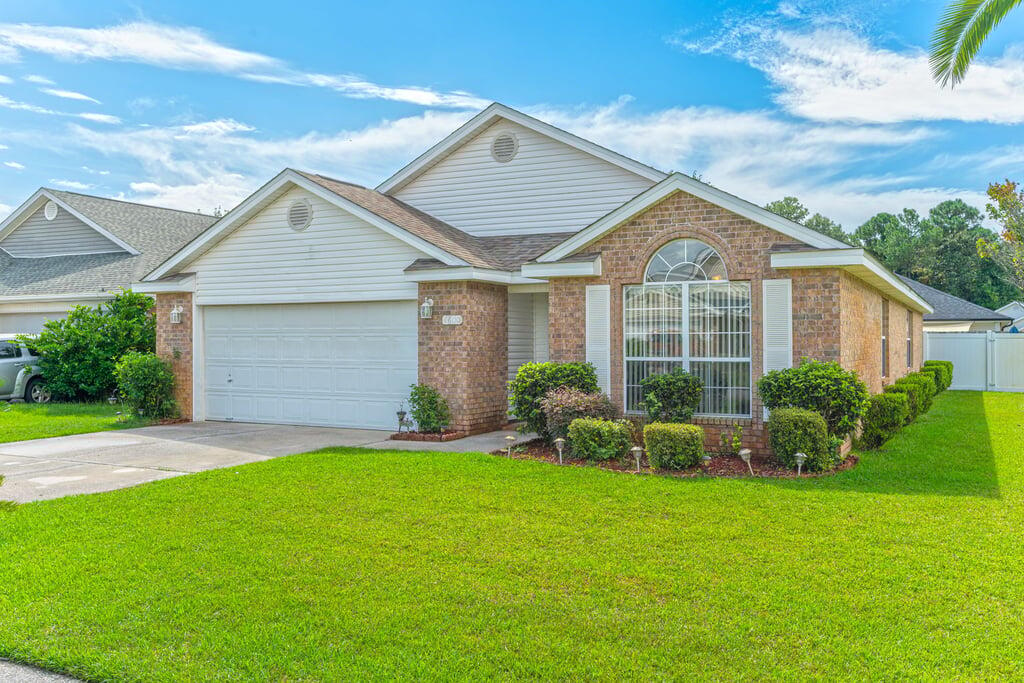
624, 239, 751, 417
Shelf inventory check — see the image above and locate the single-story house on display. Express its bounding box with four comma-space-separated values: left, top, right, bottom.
138, 102, 933, 453
897, 275, 1012, 332
0, 188, 217, 333
995, 301, 1024, 331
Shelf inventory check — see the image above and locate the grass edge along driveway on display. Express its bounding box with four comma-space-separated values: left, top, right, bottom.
0, 391, 1020, 680
0, 403, 146, 444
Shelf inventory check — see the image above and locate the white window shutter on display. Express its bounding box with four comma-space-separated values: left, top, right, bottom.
762, 279, 793, 418
585, 285, 611, 395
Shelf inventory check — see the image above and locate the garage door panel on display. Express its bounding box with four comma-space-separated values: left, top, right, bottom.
204, 302, 416, 429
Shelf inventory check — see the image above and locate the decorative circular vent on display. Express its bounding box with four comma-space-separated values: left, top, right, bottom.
287, 198, 312, 231
490, 132, 518, 163
44, 200, 58, 221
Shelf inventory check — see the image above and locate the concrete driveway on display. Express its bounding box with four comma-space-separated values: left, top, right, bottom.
0, 421, 532, 503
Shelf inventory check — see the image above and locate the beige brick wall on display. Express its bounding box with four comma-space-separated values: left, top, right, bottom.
154, 292, 193, 419
418, 281, 508, 434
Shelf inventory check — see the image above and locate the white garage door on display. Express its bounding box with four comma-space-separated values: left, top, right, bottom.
203, 302, 417, 429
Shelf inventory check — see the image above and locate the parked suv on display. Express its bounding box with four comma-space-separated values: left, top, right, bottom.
0, 335, 50, 403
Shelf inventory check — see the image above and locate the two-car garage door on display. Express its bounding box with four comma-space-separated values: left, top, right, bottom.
203, 302, 416, 430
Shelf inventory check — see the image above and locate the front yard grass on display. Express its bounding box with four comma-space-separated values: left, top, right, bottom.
0, 391, 1021, 680
0, 403, 147, 444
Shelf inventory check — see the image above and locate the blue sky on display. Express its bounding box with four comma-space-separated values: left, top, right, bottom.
0, 0, 1022, 228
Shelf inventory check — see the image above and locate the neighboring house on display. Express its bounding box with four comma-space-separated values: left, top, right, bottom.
0, 189, 217, 333
897, 275, 1012, 332
138, 102, 933, 453
995, 301, 1024, 331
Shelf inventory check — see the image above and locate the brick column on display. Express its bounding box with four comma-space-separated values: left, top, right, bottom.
154, 292, 193, 419
418, 281, 508, 434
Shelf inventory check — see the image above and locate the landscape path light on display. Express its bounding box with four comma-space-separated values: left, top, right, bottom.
630, 445, 643, 473
701, 454, 712, 468
739, 448, 754, 476
505, 434, 516, 457
794, 452, 807, 476
554, 437, 565, 465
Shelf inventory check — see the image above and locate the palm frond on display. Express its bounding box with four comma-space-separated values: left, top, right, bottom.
930, 0, 1023, 87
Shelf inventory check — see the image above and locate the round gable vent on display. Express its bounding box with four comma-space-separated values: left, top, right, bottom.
490, 132, 518, 163
287, 198, 312, 231
44, 200, 59, 221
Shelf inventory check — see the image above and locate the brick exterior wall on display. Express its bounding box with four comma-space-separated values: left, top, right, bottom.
154, 292, 193, 419
418, 281, 508, 435
546, 189, 924, 454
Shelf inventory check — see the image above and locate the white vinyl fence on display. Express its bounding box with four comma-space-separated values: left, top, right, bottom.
925, 331, 1024, 392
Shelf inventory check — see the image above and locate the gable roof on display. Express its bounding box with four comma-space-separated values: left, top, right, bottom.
896, 275, 1012, 322
376, 102, 668, 195
537, 173, 851, 263
0, 189, 216, 298
996, 301, 1024, 318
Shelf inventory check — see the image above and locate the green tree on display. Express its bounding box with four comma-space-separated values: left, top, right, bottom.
977, 180, 1024, 292
931, 0, 1022, 87
765, 196, 850, 243
853, 209, 925, 276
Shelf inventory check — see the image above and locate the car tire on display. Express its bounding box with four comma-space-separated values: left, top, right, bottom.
25, 378, 51, 404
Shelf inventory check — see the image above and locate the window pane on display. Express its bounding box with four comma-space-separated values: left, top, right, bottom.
645, 239, 727, 282
691, 360, 751, 416
624, 285, 683, 358
689, 283, 750, 359
626, 360, 684, 412
0, 342, 19, 359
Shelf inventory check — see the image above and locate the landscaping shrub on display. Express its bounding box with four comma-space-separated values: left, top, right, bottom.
408, 384, 450, 433
638, 368, 703, 423
114, 351, 177, 419
884, 382, 924, 423
859, 393, 910, 449
919, 365, 945, 394
757, 360, 869, 440
644, 422, 705, 470
567, 417, 632, 462
509, 362, 599, 439
767, 407, 836, 472
539, 387, 617, 441
922, 360, 953, 391
896, 372, 937, 413
21, 290, 156, 401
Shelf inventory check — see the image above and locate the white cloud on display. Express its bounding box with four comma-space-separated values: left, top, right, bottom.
180, 119, 255, 135
77, 112, 120, 124
0, 21, 488, 109
81, 165, 109, 175
0, 93, 120, 124
40, 87, 100, 104
48, 178, 92, 190
0, 203, 11, 219
0, 74, 11, 84
23, 74, 54, 85
678, 24, 1024, 124
4, 160, 24, 169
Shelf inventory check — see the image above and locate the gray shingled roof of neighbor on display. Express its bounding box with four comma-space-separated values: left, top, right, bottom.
0, 190, 217, 297
897, 274, 1013, 322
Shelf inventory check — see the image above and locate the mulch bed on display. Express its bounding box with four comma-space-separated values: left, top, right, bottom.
391, 430, 466, 442
492, 439, 858, 478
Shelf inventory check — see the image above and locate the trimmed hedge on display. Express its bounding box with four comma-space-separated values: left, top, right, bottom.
567, 418, 632, 462
540, 387, 617, 441
896, 372, 937, 413
922, 360, 953, 391
767, 407, 836, 472
509, 362, 599, 440
859, 393, 909, 449
643, 422, 705, 470
638, 368, 703, 423
114, 351, 177, 419
408, 384, 450, 433
884, 382, 923, 422
757, 360, 869, 440
919, 366, 945, 394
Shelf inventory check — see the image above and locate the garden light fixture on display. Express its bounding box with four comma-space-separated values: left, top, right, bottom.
419, 298, 434, 319
739, 448, 753, 476
630, 445, 643, 472
505, 434, 516, 457
794, 452, 807, 476
554, 437, 565, 464
702, 454, 712, 467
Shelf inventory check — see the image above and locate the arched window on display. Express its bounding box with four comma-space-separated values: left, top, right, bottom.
625, 239, 750, 417
644, 239, 728, 283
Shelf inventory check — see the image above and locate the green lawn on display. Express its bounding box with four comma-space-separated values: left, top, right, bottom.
0, 403, 147, 443
0, 391, 1022, 680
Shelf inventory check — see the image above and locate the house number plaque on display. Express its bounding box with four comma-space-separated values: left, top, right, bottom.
442, 315, 463, 325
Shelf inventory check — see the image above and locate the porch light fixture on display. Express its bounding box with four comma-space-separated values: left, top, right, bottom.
554, 437, 565, 465
505, 434, 516, 457
419, 298, 434, 319
630, 445, 643, 473
739, 448, 754, 476
794, 452, 807, 476
169, 305, 184, 324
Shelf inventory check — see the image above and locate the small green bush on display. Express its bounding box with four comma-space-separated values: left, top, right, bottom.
638, 368, 703, 423
922, 361, 953, 391
884, 382, 923, 422
644, 422, 705, 470
509, 362, 599, 439
757, 359, 869, 440
919, 366, 944, 394
859, 393, 909, 449
114, 351, 177, 419
567, 417, 632, 462
539, 387, 617, 441
895, 373, 936, 413
408, 384, 450, 433
767, 407, 836, 472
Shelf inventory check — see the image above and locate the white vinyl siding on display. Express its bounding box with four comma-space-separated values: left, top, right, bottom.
586, 285, 612, 395
203, 302, 416, 430
393, 121, 656, 237
507, 293, 550, 380
0, 204, 123, 257
190, 187, 426, 305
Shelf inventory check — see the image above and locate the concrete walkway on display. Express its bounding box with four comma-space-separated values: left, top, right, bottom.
0, 660, 76, 682
0, 421, 533, 503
